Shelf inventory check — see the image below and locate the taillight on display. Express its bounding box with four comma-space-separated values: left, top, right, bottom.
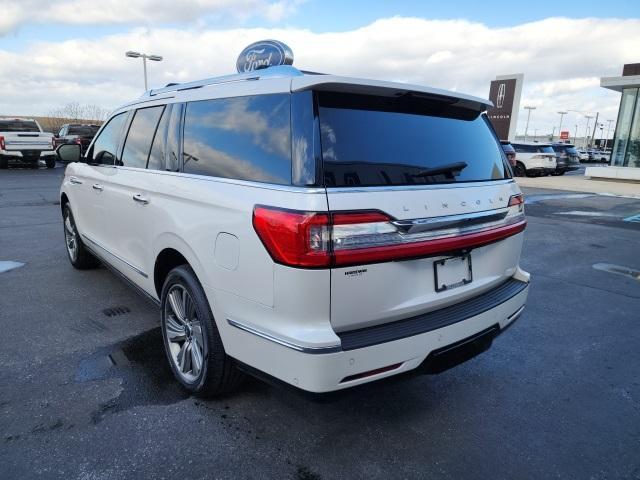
0, 136, 4, 150
75, 138, 82, 145
508, 193, 524, 207
252, 207, 331, 267
253, 199, 526, 269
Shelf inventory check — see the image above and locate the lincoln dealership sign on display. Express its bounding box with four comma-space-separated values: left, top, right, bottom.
486, 74, 524, 141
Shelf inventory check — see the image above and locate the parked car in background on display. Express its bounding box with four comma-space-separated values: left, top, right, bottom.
0, 118, 56, 169
592, 149, 611, 163
500, 141, 517, 168
510, 142, 557, 177
58, 52, 529, 396
577, 149, 590, 162
551, 143, 581, 175
55, 124, 100, 156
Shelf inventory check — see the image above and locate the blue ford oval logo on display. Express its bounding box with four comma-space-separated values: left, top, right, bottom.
236, 40, 294, 73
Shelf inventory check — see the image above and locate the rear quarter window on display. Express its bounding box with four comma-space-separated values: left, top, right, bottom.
317, 92, 508, 187
182, 94, 291, 185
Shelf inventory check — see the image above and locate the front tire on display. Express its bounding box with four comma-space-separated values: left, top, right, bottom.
0, 157, 7, 169
513, 162, 526, 177
63, 204, 100, 269
161, 265, 243, 397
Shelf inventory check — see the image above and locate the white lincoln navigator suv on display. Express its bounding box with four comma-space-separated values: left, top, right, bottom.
58, 56, 529, 396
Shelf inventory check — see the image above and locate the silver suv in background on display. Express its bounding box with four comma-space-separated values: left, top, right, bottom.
511, 142, 557, 177
58, 44, 529, 397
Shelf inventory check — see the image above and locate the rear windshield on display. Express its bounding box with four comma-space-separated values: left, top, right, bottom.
68, 125, 99, 136
0, 120, 40, 132
317, 93, 508, 187
513, 144, 555, 154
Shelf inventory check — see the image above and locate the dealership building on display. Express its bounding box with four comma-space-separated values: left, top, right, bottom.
593, 63, 640, 181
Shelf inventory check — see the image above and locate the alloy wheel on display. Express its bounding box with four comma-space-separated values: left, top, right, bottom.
164, 285, 205, 383
64, 210, 78, 262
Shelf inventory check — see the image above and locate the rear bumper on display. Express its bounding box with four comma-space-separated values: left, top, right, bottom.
1, 150, 56, 160
224, 271, 530, 393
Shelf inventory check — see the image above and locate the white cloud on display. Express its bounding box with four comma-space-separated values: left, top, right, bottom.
0, 0, 303, 34
1, 16, 637, 137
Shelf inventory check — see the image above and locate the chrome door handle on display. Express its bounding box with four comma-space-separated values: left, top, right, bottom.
92, 184, 104, 192
69, 176, 83, 185
132, 194, 149, 205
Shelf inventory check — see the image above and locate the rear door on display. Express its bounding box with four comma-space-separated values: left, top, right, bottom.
101, 104, 167, 290
316, 92, 525, 332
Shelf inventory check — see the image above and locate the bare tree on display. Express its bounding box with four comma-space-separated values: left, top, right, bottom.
41, 103, 110, 133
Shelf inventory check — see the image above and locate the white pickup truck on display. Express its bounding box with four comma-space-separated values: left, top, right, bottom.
0, 118, 56, 169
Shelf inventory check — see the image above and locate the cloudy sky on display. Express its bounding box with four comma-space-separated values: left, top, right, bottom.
1, 0, 638, 138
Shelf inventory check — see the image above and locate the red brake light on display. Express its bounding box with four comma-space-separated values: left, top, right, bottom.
0, 136, 4, 150
508, 194, 524, 206
252, 206, 330, 268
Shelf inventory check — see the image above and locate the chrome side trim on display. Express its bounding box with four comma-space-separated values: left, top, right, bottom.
326, 179, 515, 193
111, 167, 327, 194
227, 318, 341, 354
81, 234, 148, 278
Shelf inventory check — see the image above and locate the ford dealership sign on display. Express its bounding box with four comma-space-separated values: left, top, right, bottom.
236, 40, 294, 73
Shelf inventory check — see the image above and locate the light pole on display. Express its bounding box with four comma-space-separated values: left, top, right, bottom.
125, 51, 163, 91
605, 119, 614, 149
574, 124, 578, 144
523, 106, 536, 142
533, 129, 538, 142
598, 124, 604, 148
584, 115, 593, 149
557, 111, 567, 141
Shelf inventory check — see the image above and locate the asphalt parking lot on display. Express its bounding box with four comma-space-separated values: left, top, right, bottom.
1, 163, 639, 480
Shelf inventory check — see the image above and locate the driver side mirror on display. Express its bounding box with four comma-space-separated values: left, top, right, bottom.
56, 143, 82, 163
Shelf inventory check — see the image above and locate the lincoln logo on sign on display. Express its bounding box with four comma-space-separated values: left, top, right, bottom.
560, 131, 570, 140
497, 83, 506, 109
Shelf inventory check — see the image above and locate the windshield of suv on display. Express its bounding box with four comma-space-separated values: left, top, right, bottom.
68, 125, 99, 136
0, 120, 40, 132
317, 92, 508, 187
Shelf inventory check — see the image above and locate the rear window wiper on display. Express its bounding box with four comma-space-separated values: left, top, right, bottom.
411, 161, 468, 178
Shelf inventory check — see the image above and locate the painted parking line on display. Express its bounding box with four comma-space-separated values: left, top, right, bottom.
554, 211, 619, 218
593, 263, 640, 281
0, 261, 25, 274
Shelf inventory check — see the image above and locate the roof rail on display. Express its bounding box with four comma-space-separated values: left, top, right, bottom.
145, 65, 305, 98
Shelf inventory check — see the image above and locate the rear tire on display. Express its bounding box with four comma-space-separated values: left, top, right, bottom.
63, 204, 100, 269
0, 157, 7, 169
45, 157, 56, 169
161, 265, 244, 397
513, 162, 526, 177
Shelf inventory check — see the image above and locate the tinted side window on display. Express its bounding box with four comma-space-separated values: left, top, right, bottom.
182, 94, 291, 184
513, 144, 532, 153
148, 105, 171, 171
90, 113, 127, 165
121, 106, 165, 168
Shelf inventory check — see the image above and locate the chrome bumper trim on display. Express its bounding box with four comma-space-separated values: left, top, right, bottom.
227, 318, 341, 354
